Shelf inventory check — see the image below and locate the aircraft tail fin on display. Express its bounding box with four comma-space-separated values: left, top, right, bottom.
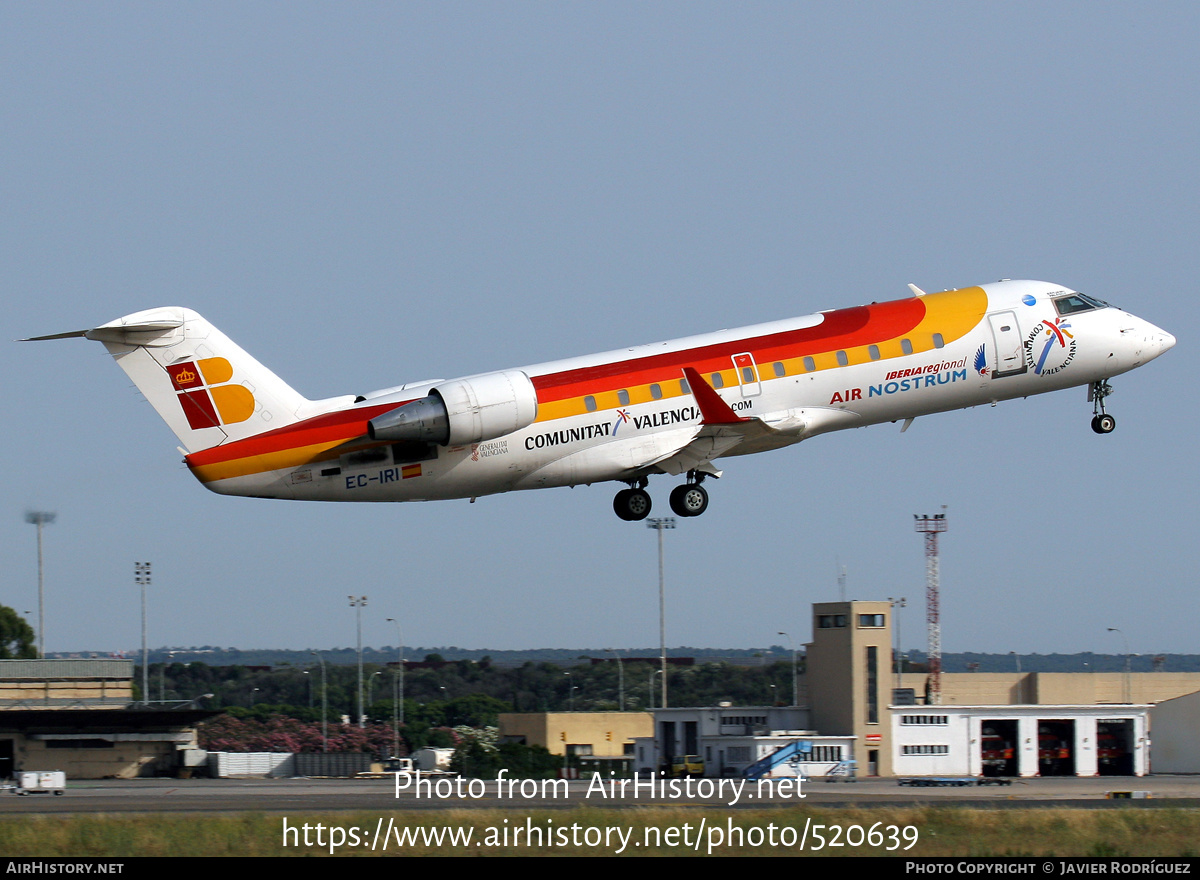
27, 307, 313, 453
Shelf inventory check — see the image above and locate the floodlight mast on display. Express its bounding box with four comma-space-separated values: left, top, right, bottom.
25, 511, 56, 659
914, 511, 948, 704
646, 517, 675, 709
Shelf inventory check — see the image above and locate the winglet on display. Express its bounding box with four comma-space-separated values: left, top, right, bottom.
682, 367, 750, 425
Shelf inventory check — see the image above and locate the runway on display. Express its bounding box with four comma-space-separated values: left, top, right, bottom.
2, 775, 1199, 815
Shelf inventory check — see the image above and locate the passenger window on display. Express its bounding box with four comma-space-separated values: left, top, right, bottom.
772, 362, 785, 377
680, 378, 690, 394
901, 339, 913, 355
617, 389, 630, 406
868, 345, 881, 361
650, 383, 662, 400
932, 333, 945, 349
741, 366, 755, 383
836, 351, 849, 366
584, 395, 597, 412
803, 356, 816, 372
711, 373, 724, 389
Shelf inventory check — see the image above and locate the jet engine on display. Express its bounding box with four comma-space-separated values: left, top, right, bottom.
367, 369, 538, 446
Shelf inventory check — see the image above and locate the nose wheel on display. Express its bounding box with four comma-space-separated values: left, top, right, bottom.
1089, 381, 1116, 434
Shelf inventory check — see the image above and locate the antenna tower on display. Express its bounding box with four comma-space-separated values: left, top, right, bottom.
914, 510, 948, 704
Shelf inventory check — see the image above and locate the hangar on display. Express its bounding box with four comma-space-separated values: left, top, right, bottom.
891, 704, 1148, 777
0, 659, 216, 779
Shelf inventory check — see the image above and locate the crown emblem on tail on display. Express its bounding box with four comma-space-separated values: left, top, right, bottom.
168, 358, 255, 429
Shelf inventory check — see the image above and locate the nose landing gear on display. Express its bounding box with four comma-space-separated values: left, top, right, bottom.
1089, 381, 1116, 434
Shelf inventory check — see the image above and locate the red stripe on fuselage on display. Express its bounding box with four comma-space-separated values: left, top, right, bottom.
530, 298, 924, 401
186, 400, 408, 467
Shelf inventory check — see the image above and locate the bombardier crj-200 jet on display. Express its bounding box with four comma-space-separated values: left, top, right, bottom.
27, 280, 1174, 520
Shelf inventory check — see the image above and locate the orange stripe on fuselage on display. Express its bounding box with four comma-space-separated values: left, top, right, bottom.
185, 400, 406, 481
529, 287, 986, 421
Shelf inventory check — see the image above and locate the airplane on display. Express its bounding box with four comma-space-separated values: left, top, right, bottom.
25, 279, 1174, 520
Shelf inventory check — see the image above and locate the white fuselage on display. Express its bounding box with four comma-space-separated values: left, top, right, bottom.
196, 279, 1172, 504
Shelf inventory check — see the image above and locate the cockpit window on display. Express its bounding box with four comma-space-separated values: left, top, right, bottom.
1053, 293, 1108, 315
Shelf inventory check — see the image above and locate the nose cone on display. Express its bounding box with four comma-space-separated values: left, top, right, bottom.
1136, 320, 1175, 366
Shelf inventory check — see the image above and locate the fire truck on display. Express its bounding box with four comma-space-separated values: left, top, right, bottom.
980, 727, 1014, 776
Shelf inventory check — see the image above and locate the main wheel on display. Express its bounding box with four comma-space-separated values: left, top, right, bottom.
613, 488, 652, 521
1091, 413, 1116, 434
669, 483, 709, 517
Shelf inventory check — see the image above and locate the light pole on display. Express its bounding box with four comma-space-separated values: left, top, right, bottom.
349, 596, 367, 728
310, 651, 328, 752
646, 517, 675, 709
25, 511, 56, 659
888, 597, 907, 690
777, 632, 797, 706
135, 562, 151, 703
386, 617, 405, 759
1108, 627, 1132, 703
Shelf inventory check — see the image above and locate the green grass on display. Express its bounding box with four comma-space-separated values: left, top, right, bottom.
1, 806, 1198, 857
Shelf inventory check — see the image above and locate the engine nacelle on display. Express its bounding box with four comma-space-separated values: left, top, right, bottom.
368, 369, 538, 446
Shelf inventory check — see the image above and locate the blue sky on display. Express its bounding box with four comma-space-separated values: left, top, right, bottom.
2, 3, 1195, 658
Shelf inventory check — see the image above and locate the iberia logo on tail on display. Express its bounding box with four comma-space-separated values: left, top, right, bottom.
166, 358, 255, 430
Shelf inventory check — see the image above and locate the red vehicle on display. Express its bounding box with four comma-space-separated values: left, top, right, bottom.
1038, 724, 1072, 774
980, 728, 1014, 773
1097, 732, 1126, 767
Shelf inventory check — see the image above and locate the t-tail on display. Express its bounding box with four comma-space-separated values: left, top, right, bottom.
24, 307, 337, 453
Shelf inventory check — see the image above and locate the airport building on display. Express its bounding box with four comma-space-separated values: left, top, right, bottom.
891, 704, 1148, 777
630, 706, 855, 779
0, 659, 216, 779
498, 711, 652, 773
626, 600, 1198, 780
1147, 691, 1200, 774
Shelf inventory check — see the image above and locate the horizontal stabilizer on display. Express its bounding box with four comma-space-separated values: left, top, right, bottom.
24, 307, 315, 454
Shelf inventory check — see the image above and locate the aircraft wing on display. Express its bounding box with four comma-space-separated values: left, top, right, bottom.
645, 368, 792, 476
646, 425, 744, 476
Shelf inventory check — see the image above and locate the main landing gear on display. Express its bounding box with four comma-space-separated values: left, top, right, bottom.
1089, 380, 1116, 434
613, 474, 710, 521
669, 481, 709, 517
613, 486, 653, 521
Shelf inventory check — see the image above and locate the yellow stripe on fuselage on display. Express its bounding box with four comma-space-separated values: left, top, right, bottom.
534, 286, 988, 422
